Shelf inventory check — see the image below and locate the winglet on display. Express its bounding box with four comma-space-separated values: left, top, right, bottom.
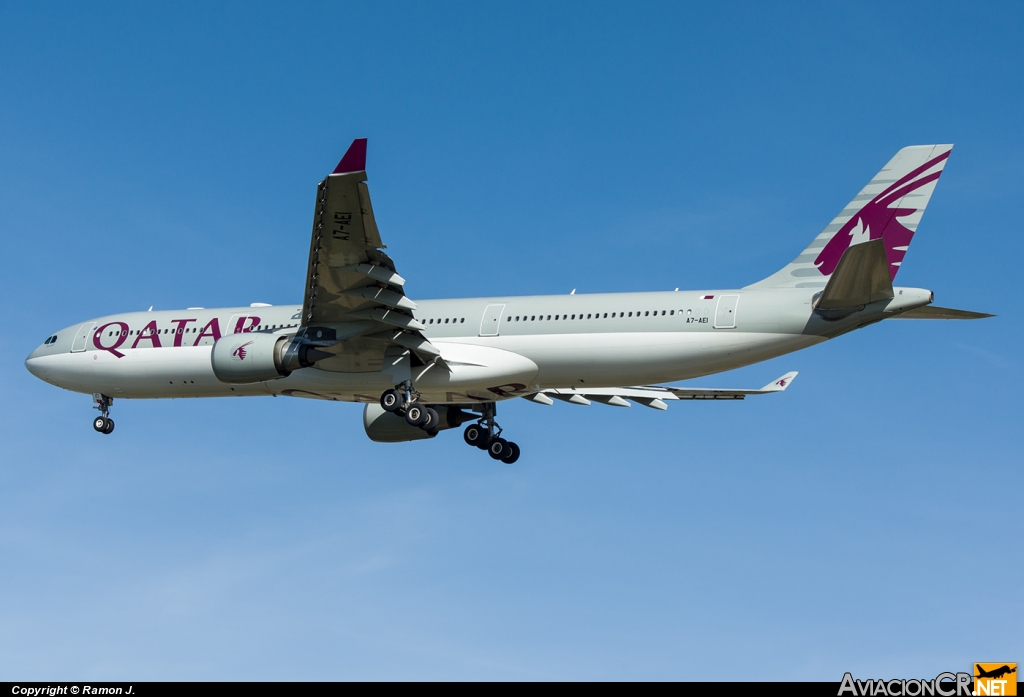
332, 138, 368, 174
762, 371, 798, 392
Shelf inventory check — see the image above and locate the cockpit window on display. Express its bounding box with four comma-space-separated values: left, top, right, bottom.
43, 335, 57, 344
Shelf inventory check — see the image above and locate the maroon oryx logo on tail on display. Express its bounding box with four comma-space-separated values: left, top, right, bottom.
815, 150, 950, 281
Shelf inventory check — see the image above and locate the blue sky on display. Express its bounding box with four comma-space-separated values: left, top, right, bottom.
1, 1, 1021, 680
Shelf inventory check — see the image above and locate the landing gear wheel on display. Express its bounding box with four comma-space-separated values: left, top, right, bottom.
488, 438, 509, 460
91, 394, 114, 435
421, 407, 439, 432
380, 389, 403, 412
405, 404, 428, 427
463, 423, 488, 448
500, 441, 520, 464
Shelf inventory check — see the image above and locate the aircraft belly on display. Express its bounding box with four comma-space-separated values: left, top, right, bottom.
450, 332, 822, 387
28, 331, 821, 404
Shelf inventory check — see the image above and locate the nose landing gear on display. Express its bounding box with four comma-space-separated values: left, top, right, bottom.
462, 403, 520, 464
92, 393, 114, 434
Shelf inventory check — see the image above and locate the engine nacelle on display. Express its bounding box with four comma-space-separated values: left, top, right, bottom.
211, 333, 331, 384
363, 403, 473, 443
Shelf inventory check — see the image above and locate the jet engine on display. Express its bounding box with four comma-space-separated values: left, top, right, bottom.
363, 403, 474, 442
211, 333, 331, 384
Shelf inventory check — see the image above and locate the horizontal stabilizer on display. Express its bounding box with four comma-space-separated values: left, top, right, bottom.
816, 238, 893, 310
892, 305, 994, 320
524, 372, 798, 410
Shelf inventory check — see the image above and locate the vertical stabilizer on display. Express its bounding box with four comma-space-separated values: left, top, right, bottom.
748, 145, 953, 289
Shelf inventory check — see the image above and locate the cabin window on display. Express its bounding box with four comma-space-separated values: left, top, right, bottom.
531, 316, 535, 321
627, 312, 632, 317
460, 318, 465, 323
515, 316, 519, 321
603, 313, 607, 318
670, 310, 675, 315
587, 314, 591, 319
546, 315, 551, 320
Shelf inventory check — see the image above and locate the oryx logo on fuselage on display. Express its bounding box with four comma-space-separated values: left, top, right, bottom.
232, 341, 254, 361
815, 151, 950, 280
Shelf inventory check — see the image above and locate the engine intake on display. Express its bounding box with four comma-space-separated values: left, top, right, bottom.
211, 333, 332, 384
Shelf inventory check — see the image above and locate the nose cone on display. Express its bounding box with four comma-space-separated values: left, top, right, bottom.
25, 339, 57, 380
25, 349, 47, 379
25, 357, 43, 379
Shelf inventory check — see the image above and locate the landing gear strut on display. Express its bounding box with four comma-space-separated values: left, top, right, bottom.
463, 403, 520, 464
379, 381, 439, 434
92, 393, 114, 434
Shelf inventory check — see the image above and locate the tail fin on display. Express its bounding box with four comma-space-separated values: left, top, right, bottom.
748, 145, 953, 289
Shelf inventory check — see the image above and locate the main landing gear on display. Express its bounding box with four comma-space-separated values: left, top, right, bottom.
462, 403, 520, 464
380, 381, 440, 434
92, 393, 114, 434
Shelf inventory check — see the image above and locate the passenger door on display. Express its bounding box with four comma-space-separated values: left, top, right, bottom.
71, 322, 94, 352
479, 304, 506, 337
714, 295, 740, 329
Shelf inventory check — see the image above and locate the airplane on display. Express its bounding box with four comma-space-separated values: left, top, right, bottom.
25, 140, 992, 463
975, 665, 1016, 680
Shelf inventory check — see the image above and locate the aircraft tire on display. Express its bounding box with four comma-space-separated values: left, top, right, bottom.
102, 418, 115, 434
380, 389, 402, 412
405, 404, 427, 427
464, 423, 489, 448
93, 416, 107, 433
501, 442, 520, 464
421, 407, 439, 432
488, 438, 508, 460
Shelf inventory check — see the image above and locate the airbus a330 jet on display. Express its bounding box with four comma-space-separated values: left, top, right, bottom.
25, 140, 991, 462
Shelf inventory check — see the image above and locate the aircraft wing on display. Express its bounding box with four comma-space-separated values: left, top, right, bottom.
301, 139, 442, 364
523, 372, 798, 409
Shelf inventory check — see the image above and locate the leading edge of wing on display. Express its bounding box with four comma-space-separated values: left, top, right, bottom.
524, 372, 799, 409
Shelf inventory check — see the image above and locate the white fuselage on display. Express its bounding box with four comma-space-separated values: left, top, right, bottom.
24, 287, 932, 405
